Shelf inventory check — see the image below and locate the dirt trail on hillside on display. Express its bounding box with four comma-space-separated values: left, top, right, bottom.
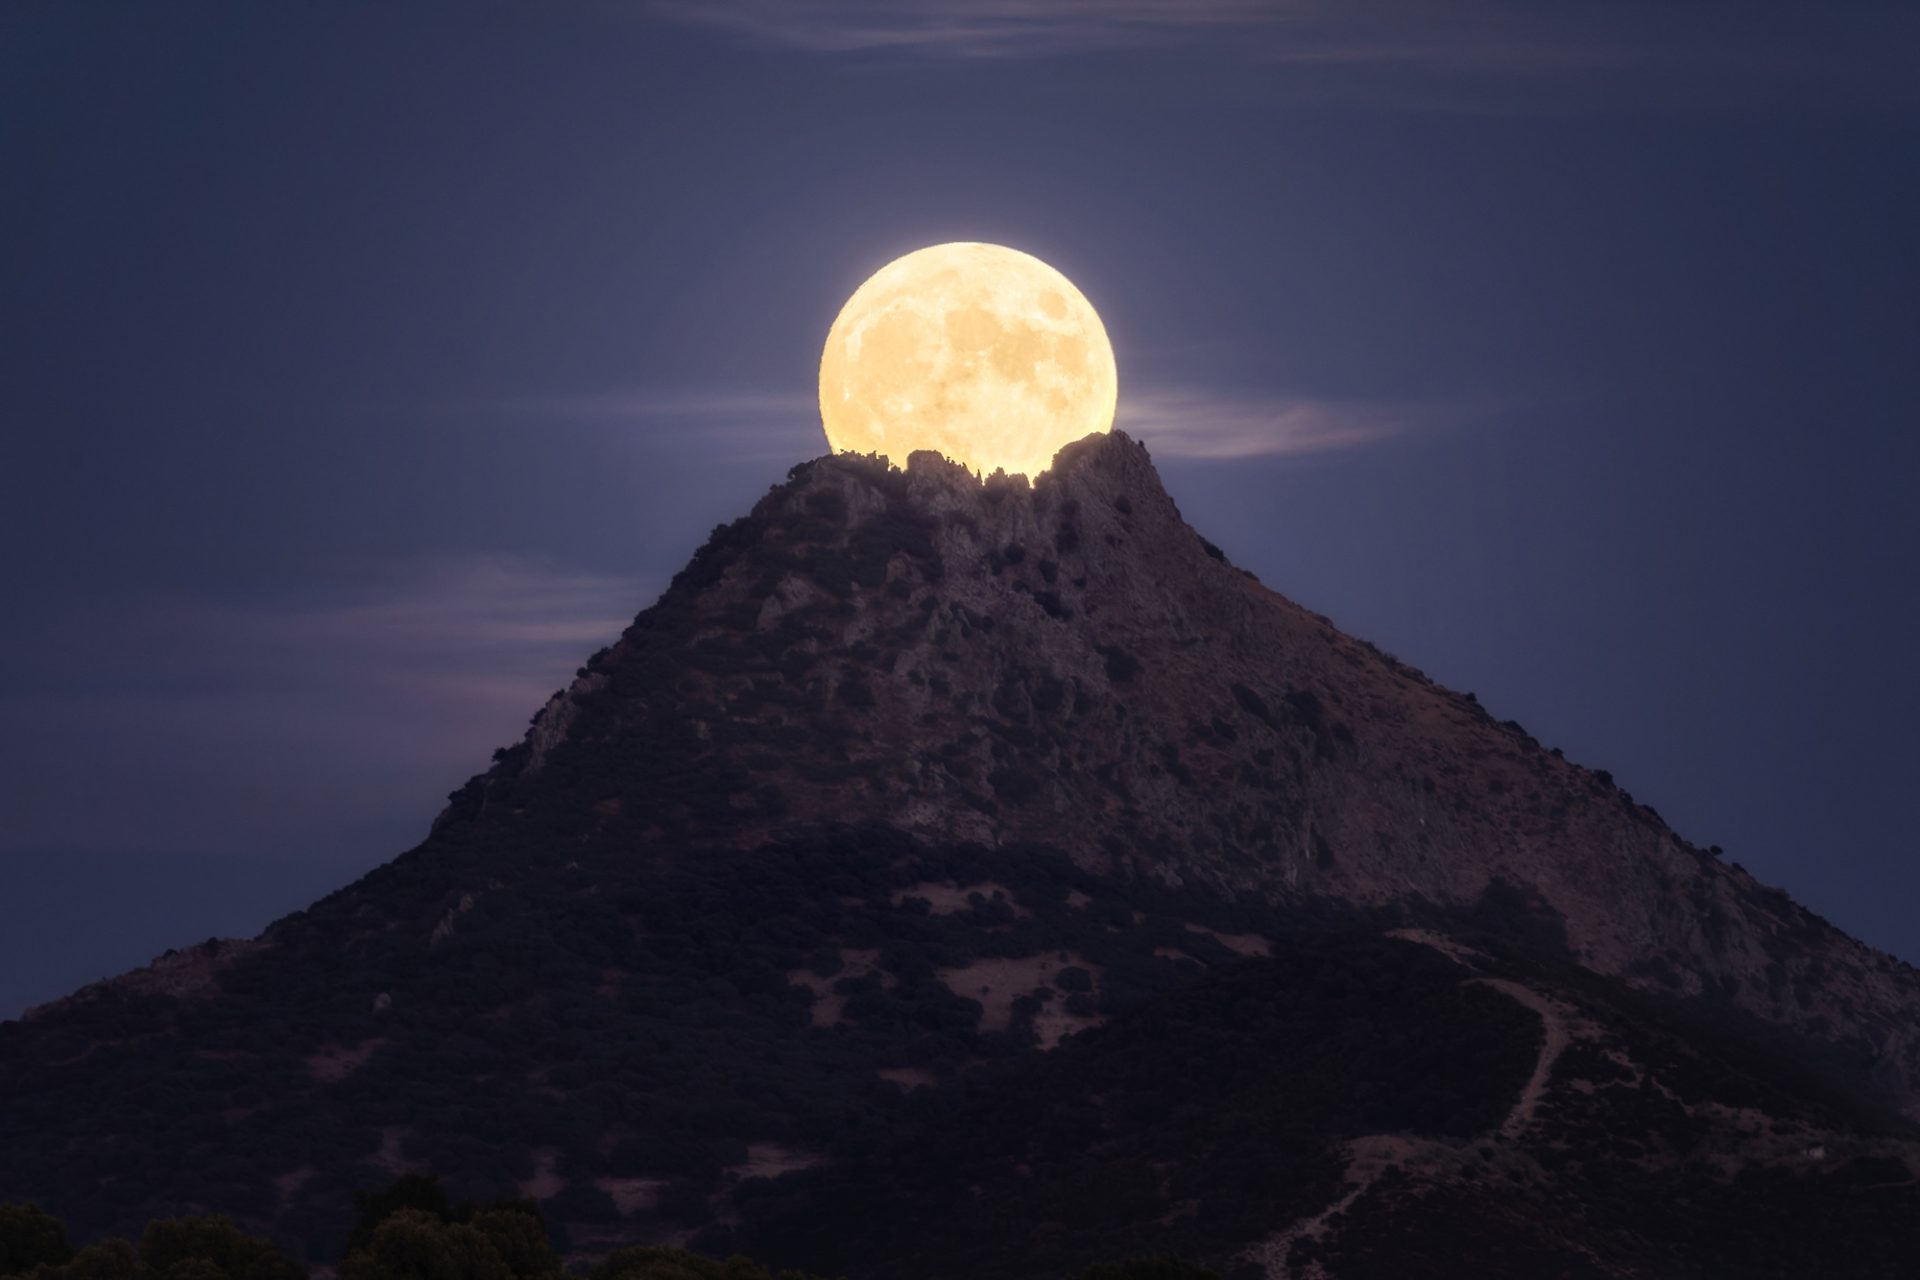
1243, 931, 1582, 1278
1473, 977, 1574, 1139
1242, 1134, 1436, 1280
1389, 929, 1577, 1140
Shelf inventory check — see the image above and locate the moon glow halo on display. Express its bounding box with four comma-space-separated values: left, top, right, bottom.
819, 243, 1117, 479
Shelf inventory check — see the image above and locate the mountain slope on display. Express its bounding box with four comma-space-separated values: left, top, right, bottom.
454, 429, 1920, 1106
3, 430, 1916, 1273
742, 929, 1920, 1280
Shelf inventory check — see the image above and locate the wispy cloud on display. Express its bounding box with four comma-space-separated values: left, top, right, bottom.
491, 381, 1444, 464
0, 556, 653, 861
476, 387, 820, 462
646, 0, 1287, 57
1118, 387, 1448, 461
642, 0, 1918, 108
516, 389, 816, 421
235, 554, 647, 691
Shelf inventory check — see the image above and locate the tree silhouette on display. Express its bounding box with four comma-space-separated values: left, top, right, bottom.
0, 1205, 73, 1277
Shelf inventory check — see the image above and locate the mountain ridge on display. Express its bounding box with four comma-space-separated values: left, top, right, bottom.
7, 428, 1919, 1275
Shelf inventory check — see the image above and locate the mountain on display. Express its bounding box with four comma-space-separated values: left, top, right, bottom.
4, 431, 1917, 1277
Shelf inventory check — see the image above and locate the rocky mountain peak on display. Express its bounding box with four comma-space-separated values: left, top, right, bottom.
444, 428, 1920, 1115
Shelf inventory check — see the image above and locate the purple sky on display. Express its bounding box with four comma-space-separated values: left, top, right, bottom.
3, 1, 1916, 1017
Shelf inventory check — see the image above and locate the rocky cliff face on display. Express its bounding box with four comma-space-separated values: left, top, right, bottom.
463, 429, 1920, 1114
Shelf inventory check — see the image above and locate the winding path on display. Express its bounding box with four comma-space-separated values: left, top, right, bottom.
1243, 930, 1580, 1278
1473, 977, 1573, 1140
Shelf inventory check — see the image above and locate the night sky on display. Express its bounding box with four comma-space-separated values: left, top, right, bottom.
4, 2, 1916, 1018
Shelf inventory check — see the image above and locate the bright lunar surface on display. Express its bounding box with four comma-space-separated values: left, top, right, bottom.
819, 242, 1117, 479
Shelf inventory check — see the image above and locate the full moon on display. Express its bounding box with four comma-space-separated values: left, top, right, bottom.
819, 242, 1117, 479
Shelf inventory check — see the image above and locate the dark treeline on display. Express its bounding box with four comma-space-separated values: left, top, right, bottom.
0, 1178, 1218, 1280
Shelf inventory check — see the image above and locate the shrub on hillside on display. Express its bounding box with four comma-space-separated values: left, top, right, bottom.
339, 1211, 512, 1280
0, 1206, 73, 1278
2, 1214, 303, 1280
